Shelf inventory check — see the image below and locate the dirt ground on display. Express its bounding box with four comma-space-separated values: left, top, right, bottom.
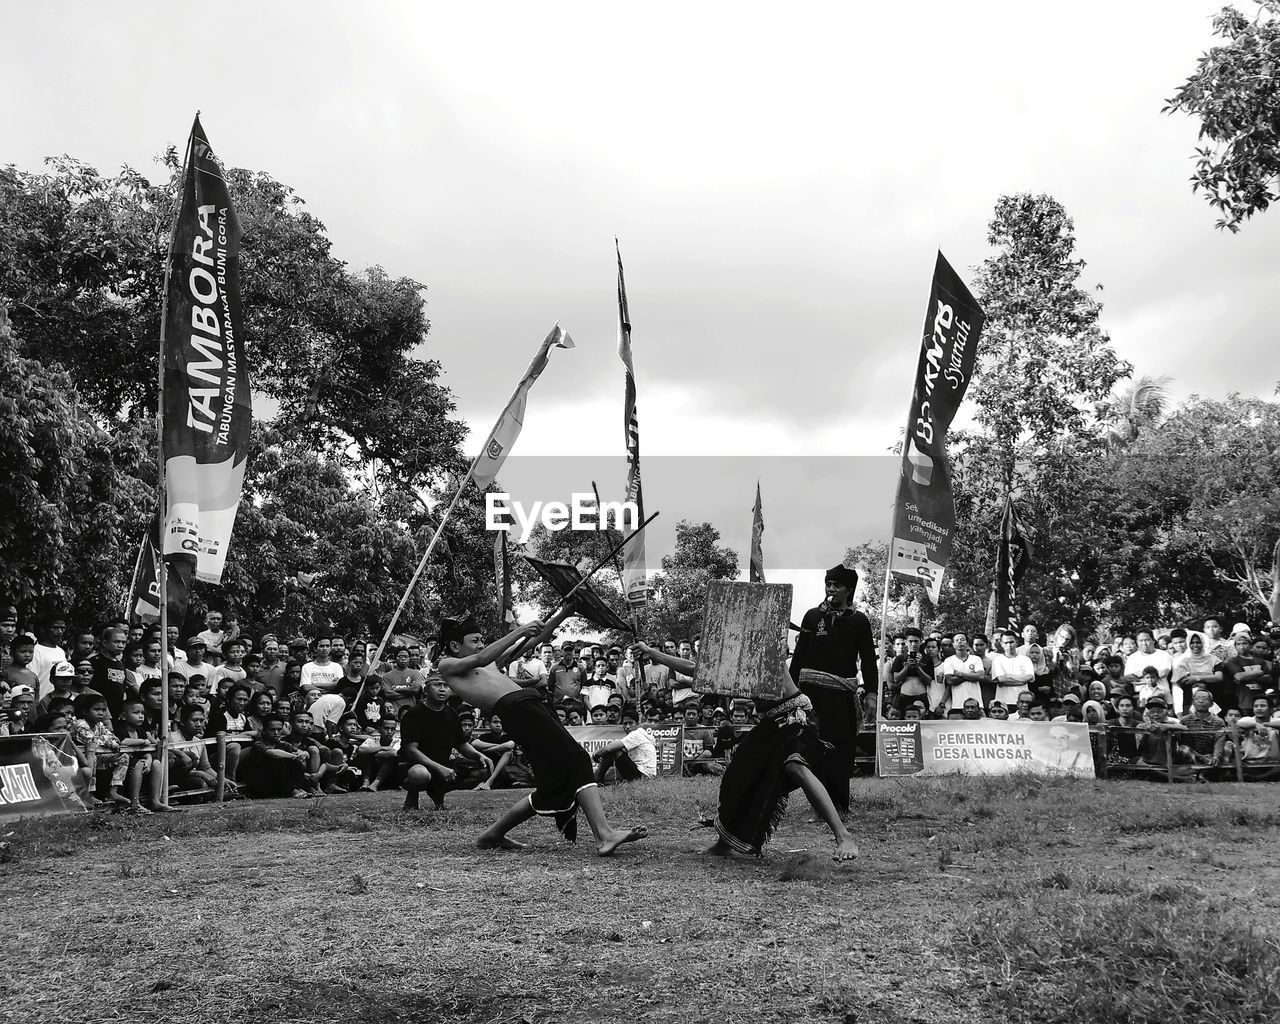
2, 774, 1278, 1024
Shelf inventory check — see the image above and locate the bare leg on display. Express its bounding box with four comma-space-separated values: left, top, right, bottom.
402, 764, 431, 810
477, 750, 512, 791
785, 762, 858, 860
576, 784, 648, 856
475, 794, 535, 850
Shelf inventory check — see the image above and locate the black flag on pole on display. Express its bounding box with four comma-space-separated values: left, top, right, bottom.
994, 494, 1032, 633
161, 115, 251, 614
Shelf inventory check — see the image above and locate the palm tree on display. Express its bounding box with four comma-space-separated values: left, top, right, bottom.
1097, 374, 1172, 449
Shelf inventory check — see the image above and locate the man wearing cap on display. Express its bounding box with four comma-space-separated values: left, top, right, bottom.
550, 643, 583, 704
789, 563, 878, 815
178, 636, 211, 687
31, 661, 77, 722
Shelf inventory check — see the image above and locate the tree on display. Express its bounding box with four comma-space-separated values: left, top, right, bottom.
1165, 2, 1280, 231
843, 540, 928, 637
0, 307, 153, 622
1097, 374, 1172, 449
940, 194, 1130, 634
643, 521, 738, 643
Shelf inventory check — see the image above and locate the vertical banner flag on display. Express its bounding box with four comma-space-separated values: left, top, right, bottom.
472, 325, 574, 490
162, 116, 251, 590
749, 481, 766, 583
994, 494, 1033, 633
616, 240, 647, 606
889, 252, 985, 604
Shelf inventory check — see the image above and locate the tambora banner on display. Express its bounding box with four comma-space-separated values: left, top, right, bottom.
567, 724, 684, 776
889, 251, 984, 603
0, 733, 87, 819
162, 115, 251, 585
877, 720, 1095, 778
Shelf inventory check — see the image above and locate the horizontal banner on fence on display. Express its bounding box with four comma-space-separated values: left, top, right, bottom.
566, 724, 686, 776
0, 733, 86, 818
876, 720, 1095, 778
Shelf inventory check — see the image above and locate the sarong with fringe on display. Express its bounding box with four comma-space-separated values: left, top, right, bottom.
712, 693, 823, 856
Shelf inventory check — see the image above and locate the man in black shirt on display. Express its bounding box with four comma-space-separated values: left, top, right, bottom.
790, 564, 878, 814
92, 627, 130, 721
398, 675, 492, 810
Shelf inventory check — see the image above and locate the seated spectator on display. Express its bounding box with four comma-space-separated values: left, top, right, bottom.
1081, 699, 1109, 729
1135, 696, 1203, 767
3, 685, 37, 735
357, 716, 401, 791
286, 709, 341, 792
472, 713, 535, 789
113, 698, 172, 813
987, 701, 1009, 721
592, 707, 657, 784
325, 714, 367, 791
1007, 692, 1036, 722
169, 704, 218, 794
240, 716, 313, 799
1227, 698, 1280, 776
31, 660, 76, 723
1177, 688, 1227, 767
247, 691, 276, 736
960, 698, 983, 720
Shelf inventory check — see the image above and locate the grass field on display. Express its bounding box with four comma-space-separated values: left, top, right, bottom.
3, 774, 1279, 1024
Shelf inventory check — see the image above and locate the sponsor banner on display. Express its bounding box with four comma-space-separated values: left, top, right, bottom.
876, 720, 1095, 778
567, 724, 684, 776
162, 115, 251, 585
889, 251, 985, 603
0, 733, 87, 819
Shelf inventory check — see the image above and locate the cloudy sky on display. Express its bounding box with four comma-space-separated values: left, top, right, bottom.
6, 2, 1276, 618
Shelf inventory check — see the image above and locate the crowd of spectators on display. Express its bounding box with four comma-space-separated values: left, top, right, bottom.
878, 619, 1280, 777
0, 604, 754, 811
4, 603, 1278, 811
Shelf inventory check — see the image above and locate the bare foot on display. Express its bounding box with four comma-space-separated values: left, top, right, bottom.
832, 835, 859, 861
153, 803, 183, 813
476, 834, 527, 850
291, 789, 310, 799
597, 825, 648, 856
703, 838, 733, 858
476, 782, 491, 791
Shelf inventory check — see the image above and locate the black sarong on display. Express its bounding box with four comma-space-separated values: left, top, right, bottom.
495, 688, 595, 839
713, 694, 823, 856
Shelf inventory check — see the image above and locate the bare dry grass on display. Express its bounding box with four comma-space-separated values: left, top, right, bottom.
2, 775, 1277, 1023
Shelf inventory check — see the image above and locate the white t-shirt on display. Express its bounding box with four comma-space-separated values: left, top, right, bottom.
582, 682, 614, 710
300, 661, 344, 691
621, 727, 658, 777
196, 628, 227, 656
989, 653, 1034, 705
31, 643, 67, 699
940, 654, 986, 709
508, 658, 547, 684
1125, 650, 1173, 682
670, 671, 695, 707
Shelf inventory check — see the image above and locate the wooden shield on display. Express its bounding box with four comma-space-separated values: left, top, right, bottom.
693, 581, 792, 699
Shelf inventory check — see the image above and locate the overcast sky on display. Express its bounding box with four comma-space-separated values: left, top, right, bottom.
6, 2, 1277, 620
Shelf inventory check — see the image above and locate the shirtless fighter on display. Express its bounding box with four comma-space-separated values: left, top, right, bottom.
436, 606, 647, 855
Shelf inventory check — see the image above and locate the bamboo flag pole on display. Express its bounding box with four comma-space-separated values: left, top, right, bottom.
156, 122, 195, 799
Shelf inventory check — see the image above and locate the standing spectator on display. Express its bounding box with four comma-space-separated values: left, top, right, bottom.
4, 635, 39, 695
582, 658, 615, 711
136, 636, 164, 685
940, 633, 987, 711
92, 627, 130, 720
385, 646, 428, 697
989, 632, 1035, 709
1223, 632, 1273, 711
889, 627, 934, 713
0, 606, 17, 676
258, 636, 285, 693
550, 643, 582, 703
164, 624, 185, 666
1124, 629, 1174, 693
1202, 618, 1233, 663
194, 610, 228, 661
208, 638, 248, 694
670, 641, 698, 707
30, 614, 69, 699
300, 636, 344, 693
178, 637, 211, 685
1173, 633, 1226, 712
32, 661, 77, 721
